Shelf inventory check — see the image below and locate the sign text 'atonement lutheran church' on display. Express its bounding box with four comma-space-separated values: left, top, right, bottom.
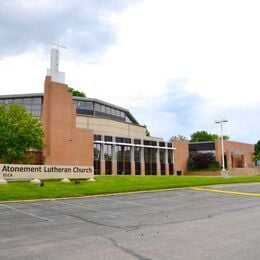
0, 164, 94, 180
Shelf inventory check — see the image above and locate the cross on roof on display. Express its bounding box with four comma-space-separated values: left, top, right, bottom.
51, 42, 67, 50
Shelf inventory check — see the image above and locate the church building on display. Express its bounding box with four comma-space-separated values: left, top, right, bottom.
0, 47, 175, 176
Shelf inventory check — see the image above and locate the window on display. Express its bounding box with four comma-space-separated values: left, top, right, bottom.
94, 135, 102, 141
104, 144, 112, 161
116, 110, 121, 117
94, 144, 101, 160
105, 106, 111, 115
134, 147, 141, 162
95, 103, 101, 112
101, 105, 106, 113
104, 136, 112, 142
111, 108, 116, 116
85, 102, 93, 110
77, 101, 85, 109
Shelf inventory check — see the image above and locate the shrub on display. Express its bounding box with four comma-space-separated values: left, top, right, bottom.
188, 152, 220, 171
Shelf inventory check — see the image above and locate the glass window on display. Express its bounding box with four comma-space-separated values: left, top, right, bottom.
94, 144, 101, 160
77, 101, 86, 109
32, 98, 42, 105
104, 136, 112, 142
160, 149, 165, 163
168, 150, 173, 163
94, 135, 102, 141
120, 111, 125, 118
101, 105, 106, 113
116, 110, 121, 117
104, 144, 112, 161
151, 149, 157, 162
31, 104, 41, 110
95, 103, 101, 112
4, 99, 13, 105
105, 106, 111, 114
23, 98, 32, 104
134, 147, 141, 162
116, 146, 123, 161
111, 108, 116, 116
125, 146, 131, 162
13, 99, 23, 104
24, 104, 32, 111
85, 102, 93, 110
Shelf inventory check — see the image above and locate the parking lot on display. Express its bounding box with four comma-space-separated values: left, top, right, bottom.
1, 183, 260, 260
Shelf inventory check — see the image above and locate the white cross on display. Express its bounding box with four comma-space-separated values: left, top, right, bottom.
51, 42, 67, 50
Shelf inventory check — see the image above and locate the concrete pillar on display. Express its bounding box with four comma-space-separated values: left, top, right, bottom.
131, 145, 135, 175
156, 147, 161, 176
165, 149, 169, 175
226, 149, 232, 169
100, 136, 105, 175
112, 139, 117, 175
141, 145, 145, 176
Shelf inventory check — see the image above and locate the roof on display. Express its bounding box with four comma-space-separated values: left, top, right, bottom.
0, 93, 140, 125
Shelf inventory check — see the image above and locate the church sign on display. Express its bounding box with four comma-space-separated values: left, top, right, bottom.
0, 164, 94, 180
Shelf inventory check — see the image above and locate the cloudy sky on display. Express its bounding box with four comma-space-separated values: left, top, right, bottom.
0, 0, 259, 144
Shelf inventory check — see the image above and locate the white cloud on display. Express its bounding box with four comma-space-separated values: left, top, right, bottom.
0, 0, 259, 143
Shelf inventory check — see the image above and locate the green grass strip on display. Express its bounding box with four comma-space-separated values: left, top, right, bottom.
0, 175, 260, 201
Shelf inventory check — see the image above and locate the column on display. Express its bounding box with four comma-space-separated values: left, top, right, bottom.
112, 137, 117, 175
141, 143, 145, 176
165, 149, 169, 175
131, 143, 135, 175
100, 136, 105, 175
156, 146, 161, 176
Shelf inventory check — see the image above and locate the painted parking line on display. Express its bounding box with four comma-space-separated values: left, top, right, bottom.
0, 203, 54, 222
191, 187, 260, 197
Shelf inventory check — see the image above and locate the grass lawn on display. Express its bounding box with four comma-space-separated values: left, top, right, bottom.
0, 175, 260, 201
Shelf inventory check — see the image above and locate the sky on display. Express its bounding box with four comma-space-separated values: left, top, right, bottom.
0, 0, 259, 144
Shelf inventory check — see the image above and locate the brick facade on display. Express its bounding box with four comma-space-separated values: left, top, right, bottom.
42, 76, 93, 166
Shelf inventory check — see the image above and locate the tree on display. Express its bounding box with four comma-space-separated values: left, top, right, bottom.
144, 125, 150, 136
170, 135, 188, 142
253, 140, 260, 163
68, 87, 86, 97
190, 130, 229, 143
145, 129, 150, 137
0, 104, 45, 163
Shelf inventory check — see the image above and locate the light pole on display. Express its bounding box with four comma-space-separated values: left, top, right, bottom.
215, 119, 228, 178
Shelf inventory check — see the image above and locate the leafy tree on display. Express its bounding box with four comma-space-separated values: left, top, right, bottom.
0, 104, 45, 163
254, 140, 260, 155
170, 135, 188, 141
190, 130, 229, 142
253, 140, 260, 163
68, 87, 86, 97
188, 152, 220, 170
145, 129, 150, 137
144, 125, 150, 136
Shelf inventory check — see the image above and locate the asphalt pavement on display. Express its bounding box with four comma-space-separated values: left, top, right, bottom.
1, 183, 260, 260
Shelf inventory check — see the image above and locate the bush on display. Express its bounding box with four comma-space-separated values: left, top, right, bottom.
188, 152, 220, 171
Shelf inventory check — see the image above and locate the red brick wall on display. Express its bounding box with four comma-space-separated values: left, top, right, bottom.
172, 141, 189, 174
42, 76, 93, 166
215, 140, 254, 168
